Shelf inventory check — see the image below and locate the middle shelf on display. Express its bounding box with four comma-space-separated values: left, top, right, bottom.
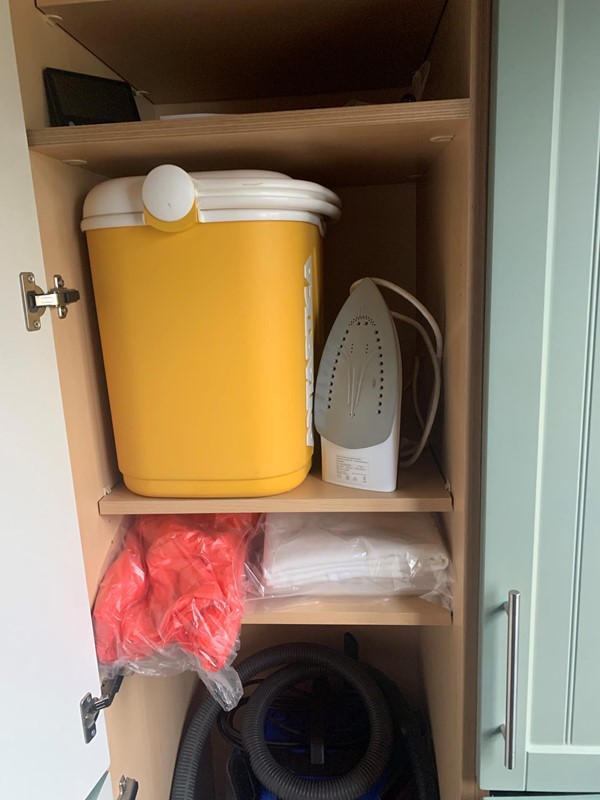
98, 450, 451, 515
97, 453, 453, 628
242, 595, 451, 626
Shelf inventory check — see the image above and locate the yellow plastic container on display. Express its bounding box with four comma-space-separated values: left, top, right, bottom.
82, 166, 341, 497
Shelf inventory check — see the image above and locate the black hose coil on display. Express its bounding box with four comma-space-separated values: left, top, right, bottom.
170, 642, 393, 800
242, 661, 392, 800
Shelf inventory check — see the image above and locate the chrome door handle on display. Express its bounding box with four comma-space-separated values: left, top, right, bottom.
501, 589, 520, 769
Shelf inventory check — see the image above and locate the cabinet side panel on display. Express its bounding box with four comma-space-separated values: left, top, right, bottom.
418, 2, 490, 794
417, 127, 471, 800
417, 129, 469, 623
29, 152, 120, 597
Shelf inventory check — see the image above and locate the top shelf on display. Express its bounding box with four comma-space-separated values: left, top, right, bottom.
27, 100, 469, 183
37, 0, 448, 105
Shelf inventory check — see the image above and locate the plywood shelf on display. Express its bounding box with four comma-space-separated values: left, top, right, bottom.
242, 596, 451, 626
98, 451, 451, 515
27, 100, 469, 184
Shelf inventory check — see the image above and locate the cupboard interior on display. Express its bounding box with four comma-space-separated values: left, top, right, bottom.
11, 0, 470, 130
28, 122, 473, 800
34, 0, 469, 110
14, 1, 481, 799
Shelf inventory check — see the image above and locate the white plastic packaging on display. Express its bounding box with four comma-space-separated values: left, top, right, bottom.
247, 512, 453, 609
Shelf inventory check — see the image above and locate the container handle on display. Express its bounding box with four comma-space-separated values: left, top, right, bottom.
142, 164, 198, 232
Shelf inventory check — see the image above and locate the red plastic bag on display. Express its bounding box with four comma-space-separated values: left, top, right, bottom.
93, 513, 259, 708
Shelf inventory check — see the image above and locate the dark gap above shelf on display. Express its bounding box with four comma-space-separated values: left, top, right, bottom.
37, 0, 448, 105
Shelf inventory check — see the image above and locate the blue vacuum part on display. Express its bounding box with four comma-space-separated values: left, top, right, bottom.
228, 680, 403, 799
216, 636, 434, 800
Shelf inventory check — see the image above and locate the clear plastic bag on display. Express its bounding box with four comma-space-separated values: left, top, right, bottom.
246, 512, 453, 610
92, 513, 260, 710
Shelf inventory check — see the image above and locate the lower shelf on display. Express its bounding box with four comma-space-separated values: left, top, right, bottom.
242, 596, 451, 626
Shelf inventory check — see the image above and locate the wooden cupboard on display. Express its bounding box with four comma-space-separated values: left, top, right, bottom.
2, 2, 488, 798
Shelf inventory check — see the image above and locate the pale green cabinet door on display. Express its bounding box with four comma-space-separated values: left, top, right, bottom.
480, 0, 600, 793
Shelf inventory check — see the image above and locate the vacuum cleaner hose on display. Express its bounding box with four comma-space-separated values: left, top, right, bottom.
170, 643, 393, 800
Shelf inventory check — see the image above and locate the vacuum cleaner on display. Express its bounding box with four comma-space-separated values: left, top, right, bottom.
170, 636, 440, 800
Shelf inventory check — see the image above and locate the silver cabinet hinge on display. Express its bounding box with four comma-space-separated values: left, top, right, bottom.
116, 776, 139, 800
80, 674, 123, 744
19, 272, 80, 331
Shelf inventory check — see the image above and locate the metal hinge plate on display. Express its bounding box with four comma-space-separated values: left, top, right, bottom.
116, 776, 139, 800
19, 272, 80, 331
80, 675, 123, 744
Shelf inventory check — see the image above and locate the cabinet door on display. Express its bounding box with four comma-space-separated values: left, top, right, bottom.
480, 0, 600, 793
0, 1, 110, 797
86, 774, 111, 800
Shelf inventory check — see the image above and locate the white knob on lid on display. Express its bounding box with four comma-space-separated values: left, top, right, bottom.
142, 164, 196, 222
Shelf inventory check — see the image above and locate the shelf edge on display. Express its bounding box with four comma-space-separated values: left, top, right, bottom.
28, 99, 471, 149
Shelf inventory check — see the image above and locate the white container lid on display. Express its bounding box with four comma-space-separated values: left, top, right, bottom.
81, 166, 341, 232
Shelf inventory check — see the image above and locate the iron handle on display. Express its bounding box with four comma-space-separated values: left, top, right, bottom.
501, 589, 520, 770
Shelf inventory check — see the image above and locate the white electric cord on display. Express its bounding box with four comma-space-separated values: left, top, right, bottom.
411, 357, 425, 430
391, 313, 437, 463
357, 277, 443, 360
350, 278, 443, 468
390, 313, 435, 431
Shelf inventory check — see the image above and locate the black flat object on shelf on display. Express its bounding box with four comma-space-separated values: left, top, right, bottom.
43, 67, 141, 127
